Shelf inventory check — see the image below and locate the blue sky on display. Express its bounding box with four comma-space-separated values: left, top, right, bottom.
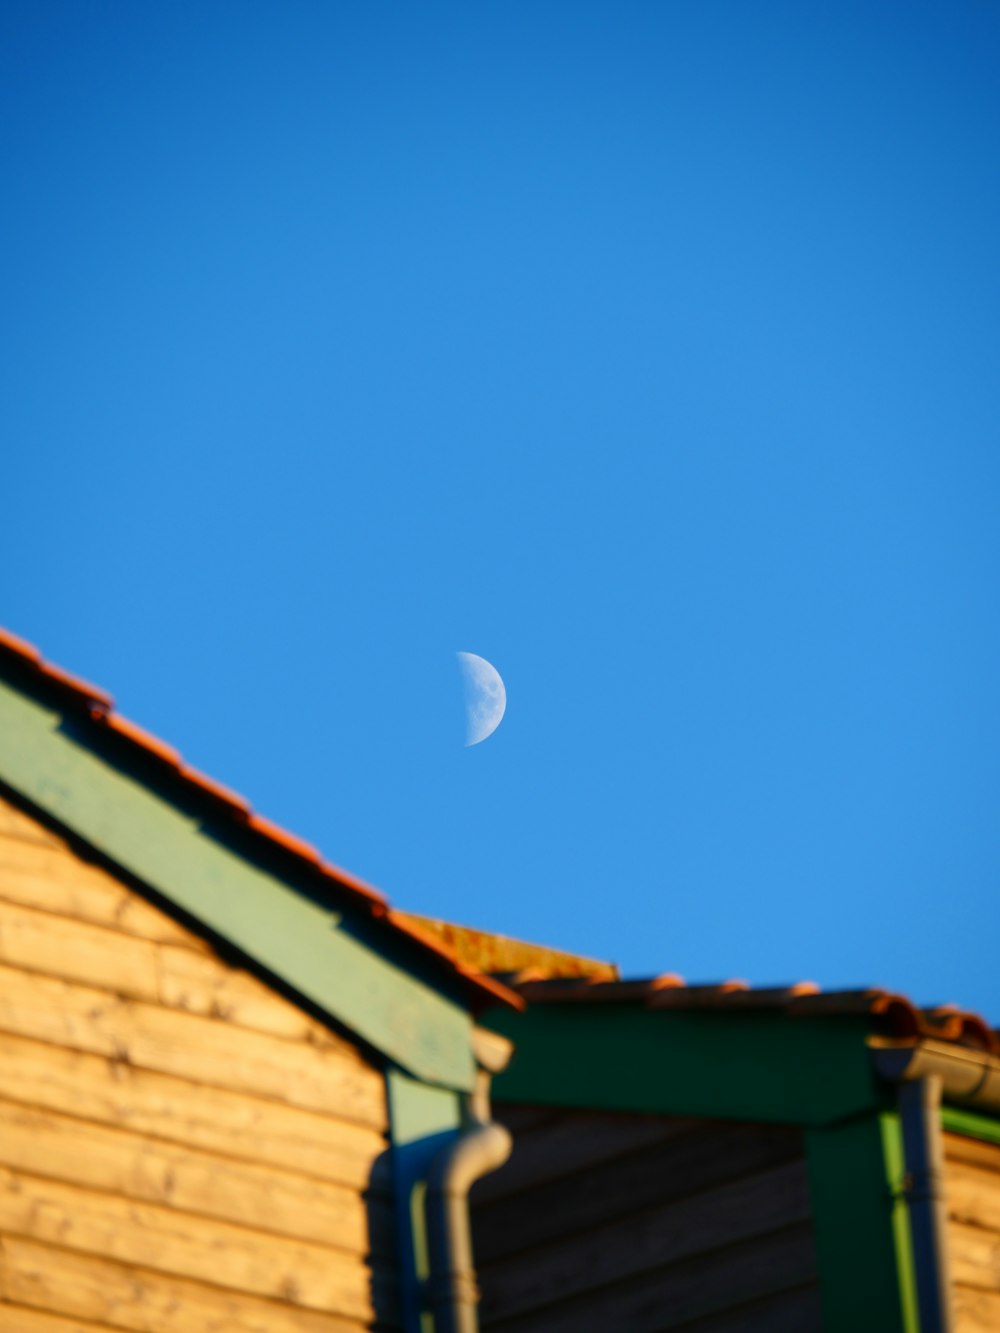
3, 3, 998, 1018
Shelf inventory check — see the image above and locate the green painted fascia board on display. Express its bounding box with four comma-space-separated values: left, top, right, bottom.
484, 1002, 888, 1126
0, 675, 476, 1092
386, 1070, 464, 1333
805, 1113, 918, 1333
941, 1105, 1000, 1146
486, 1006, 920, 1331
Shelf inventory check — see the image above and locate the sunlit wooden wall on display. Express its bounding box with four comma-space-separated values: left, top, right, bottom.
0, 793, 398, 1332
946, 1130, 1000, 1332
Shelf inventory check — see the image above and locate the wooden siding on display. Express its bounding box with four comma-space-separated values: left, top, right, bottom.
472, 1103, 821, 1332
0, 794, 398, 1332
946, 1131, 1000, 1333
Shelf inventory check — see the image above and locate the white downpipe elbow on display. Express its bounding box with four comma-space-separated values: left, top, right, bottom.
425, 1118, 512, 1333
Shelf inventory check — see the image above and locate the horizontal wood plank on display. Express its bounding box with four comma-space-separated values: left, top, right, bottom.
0, 835, 200, 949
0, 1237, 381, 1333
0, 1167, 378, 1318
948, 1161, 1000, 1233
475, 1107, 698, 1204
0, 1098, 391, 1253
475, 1118, 802, 1264
0, 1303, 113, 1332
482, 1224, 817, 1333
479, 1159, 812, 1323
492, 1105, 561, 1133
0, 1031, 388, 1187
953, 1283, 1000, 1333
0, 797, 65, 848
946, 1134, 1000, 1175
668, 1282, 822, 1333
155, 940, 341, 1041
0, 895, 363, 1047
950, 1221, 1000, 1292
0, 963, 387, 1125
0, 897, 160, 999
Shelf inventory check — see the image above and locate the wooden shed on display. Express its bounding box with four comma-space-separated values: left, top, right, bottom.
0, 629, 521, 1333
429, 924, 1000, 1332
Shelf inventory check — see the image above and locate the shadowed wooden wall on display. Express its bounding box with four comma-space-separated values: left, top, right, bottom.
471, 1103, 821, 1333
0, 793, 399, 1332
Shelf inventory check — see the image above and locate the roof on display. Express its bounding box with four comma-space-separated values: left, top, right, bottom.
396, 913, 620, 982
0, 626, 519, 1014
3, 625, 994, 1070
507, 975, 1000, 1056
405, 911, 999, 1058
477, 959, 1000, 1126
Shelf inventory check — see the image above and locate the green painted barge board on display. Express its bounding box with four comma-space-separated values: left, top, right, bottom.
0, 676, 475, 1092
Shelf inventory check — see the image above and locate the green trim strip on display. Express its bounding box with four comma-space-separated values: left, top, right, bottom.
0, 677, 476, 1091
941, 1105, 1000, 1146
386, 1070, 463, 1333
486, 1001, 886, 1126
805, 1112, 918, 1333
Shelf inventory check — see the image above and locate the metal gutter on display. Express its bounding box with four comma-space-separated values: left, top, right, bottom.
424, 1028, 514, 1333
871, 1038, 1000, 1115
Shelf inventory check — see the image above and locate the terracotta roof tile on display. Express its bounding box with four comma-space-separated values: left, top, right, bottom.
0, 626, 519, 1012
244, 813, 324, 865
0, 627, 42, 663
97, 712, 183, 766
393, 913, 619, 983
37, 664, 114, 711
177, 766, 251, 817
919, 1007, 995, 1051
386, 911, 525, 1009
318, 860, 388, 911
649, 982, 820, 1011
394, 904, 996, 1057
516, 975, 682, 1004
510, 974, 998, 1056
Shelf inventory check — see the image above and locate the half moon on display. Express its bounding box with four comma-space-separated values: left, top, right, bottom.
456, 652, 506, 746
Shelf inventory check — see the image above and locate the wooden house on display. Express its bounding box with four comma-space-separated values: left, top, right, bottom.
422, 924, 1000, 1332
0, 628, 522, 1333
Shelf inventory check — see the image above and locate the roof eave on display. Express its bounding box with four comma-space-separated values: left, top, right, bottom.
0, 627, 519, 1016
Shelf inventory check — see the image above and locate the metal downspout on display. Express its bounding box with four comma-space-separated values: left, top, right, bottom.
872, 1038, 1000, 1332
898, 1075, 954, 1333
424, 1030, 513, 1333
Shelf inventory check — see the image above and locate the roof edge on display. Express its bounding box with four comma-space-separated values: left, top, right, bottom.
0, 626, 519, 1014
506, 974, 998, 1059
